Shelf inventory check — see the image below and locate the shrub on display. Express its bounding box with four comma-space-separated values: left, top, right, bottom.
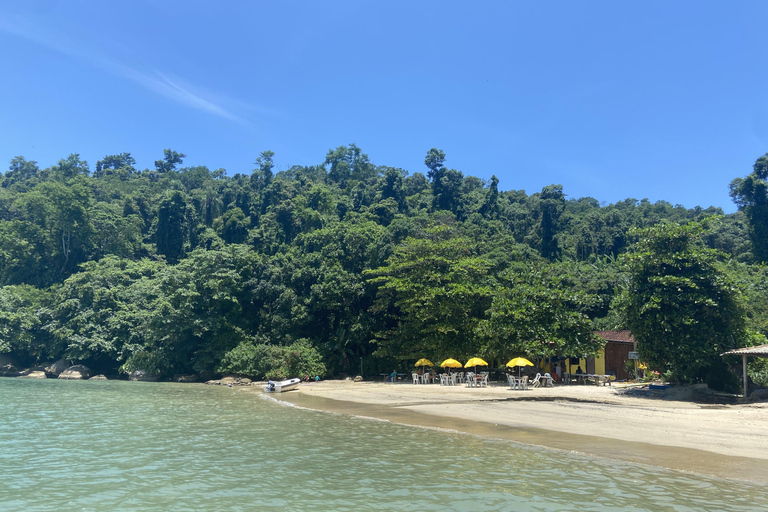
120, 350, 166, 378
285, 338, 326, 380
749, 358, 768, 387
217, 341, 285, 379
700, 359, 741, 394
217, 338, 326, 380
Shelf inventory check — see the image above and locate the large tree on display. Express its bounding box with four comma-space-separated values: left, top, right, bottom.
367, 226, 495, 360
618, 220, 748, 384
475, 267, 602, 361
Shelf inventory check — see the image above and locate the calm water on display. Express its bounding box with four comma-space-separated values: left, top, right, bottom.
1, 378, 766, 512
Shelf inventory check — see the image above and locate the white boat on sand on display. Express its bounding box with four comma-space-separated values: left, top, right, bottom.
264, 378, 301, 393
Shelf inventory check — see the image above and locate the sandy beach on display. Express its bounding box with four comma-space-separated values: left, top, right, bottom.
264, 379, 768, 483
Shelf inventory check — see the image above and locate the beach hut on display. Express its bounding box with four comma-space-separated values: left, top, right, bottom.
722, 344, 768, 397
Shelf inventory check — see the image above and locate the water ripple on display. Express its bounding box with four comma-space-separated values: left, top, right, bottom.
1, 378, 766, 511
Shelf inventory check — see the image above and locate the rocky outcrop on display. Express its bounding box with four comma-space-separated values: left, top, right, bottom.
128, 370, 158, 382
58, 365, 91, 380
20, 370, 47, 379
205, 376, 253, 386
0, 363, 22, 377
45, 359, 70, 377
89, 374, 108, 380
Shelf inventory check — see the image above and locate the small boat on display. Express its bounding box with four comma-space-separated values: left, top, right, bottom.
263, 378, 301, 393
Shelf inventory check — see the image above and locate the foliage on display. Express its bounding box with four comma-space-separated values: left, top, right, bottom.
0, 145, 761, 383
217, 338, 326, 380
617, 220, 749, 385
730, 153, 768, 262
476, 267, 603, 361
749, 358, 768, 387
0, 285, 51, 364
367, 226, 495, 360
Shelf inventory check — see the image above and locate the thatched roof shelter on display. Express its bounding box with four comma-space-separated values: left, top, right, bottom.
722, 344, 768, 397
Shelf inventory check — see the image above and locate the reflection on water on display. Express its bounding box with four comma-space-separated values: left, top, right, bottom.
1, 378, 766, 512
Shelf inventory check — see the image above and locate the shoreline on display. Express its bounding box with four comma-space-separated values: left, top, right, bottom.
253, 380, 768, 485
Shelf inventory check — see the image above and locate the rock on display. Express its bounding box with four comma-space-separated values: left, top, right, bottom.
58, 365, 91, 380
0, 363, 22, 377
20, 365, 47, 375
173, 374, 200, 383
205, 376, 252, 386
20, 370, 47, 379
750, 388, 768, 402
353, 375, 363, 382
44, 359, 70, 377
129, 370, 157, 382
89, 374, 108, 380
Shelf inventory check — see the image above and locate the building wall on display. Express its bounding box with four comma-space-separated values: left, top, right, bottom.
604, 341, 633, 379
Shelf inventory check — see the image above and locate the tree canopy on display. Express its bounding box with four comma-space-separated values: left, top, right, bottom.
617, 220, 752, 386
0, 146, 763, 388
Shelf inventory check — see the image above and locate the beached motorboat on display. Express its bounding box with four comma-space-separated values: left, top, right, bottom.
263, 378, 301, 393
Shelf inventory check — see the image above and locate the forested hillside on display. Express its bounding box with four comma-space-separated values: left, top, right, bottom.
0, 146, 765, 383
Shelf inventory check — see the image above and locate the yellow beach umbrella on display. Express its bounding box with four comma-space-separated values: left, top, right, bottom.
464, 357, 488, 368
506, 357, 534, 377
464, 357, 488, 381
440, 358, 463, 374
506, 357, 533, 368
414, 358, 434, 367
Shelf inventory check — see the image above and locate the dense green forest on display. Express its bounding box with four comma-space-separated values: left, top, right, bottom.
0, 146, 766, 388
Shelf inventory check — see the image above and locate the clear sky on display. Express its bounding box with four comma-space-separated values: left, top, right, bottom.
2, 0, 767, 213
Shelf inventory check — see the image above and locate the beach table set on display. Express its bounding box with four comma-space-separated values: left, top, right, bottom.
439, 373, 464, 386
464, 371, 489, 387
507, 375, 529, 390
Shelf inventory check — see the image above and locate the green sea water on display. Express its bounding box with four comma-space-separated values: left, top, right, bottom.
1, 378, 766, 512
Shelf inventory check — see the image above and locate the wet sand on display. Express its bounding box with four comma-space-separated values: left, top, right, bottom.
256, 379, 768, 484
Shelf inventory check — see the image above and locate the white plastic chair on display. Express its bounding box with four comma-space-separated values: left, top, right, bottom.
479, 373, 489, 388
520, 376, 529, 390
412, 373, 419, 384
465, 372, 475, 387
543, 372, 554, 387
530, 373, 542, 388
439, 374, 448, 386
506, 374, 515, 389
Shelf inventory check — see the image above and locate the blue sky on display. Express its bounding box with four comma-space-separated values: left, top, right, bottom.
2, 1, 767, 213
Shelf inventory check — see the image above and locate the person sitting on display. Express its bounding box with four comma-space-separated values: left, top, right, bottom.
575, 366, 583, 375
388, 370, 397, 382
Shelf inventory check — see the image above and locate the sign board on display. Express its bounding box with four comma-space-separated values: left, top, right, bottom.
628, 351, 639, 360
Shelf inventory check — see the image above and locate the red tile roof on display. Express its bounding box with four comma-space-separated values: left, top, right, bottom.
594, 330, 635, 343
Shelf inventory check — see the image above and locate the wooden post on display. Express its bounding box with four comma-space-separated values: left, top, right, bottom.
743, 354, 749, 397
633, 340, 638, 380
